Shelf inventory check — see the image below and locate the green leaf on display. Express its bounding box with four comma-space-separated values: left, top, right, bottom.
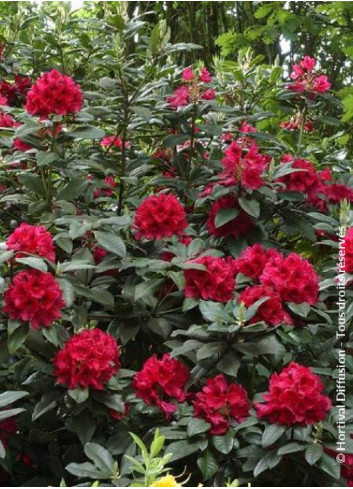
217, 352, 240, 377
165, 440, 200, 461
187, 418, 211, 437
66, 462, 107, 479
58, 279, 75, 307
0, 440, 5, 459
57, 179, 87, 201
32, 391, 61, 420
107, 14, 125, 30
15, 256, 48, 272
196, 342, 223, 361
238, 198, 260, 218
262, 425, 286, 448
254, 450, 282, 477
0, 390, 27, 409
305, 444, 323, 465
277, 442, 305, 455
287, 302, 311, 318
0, 407, 25, 421
84, 442, 115, 476
36, 151, 59, 167
215, 207, 239, 228
67, 125, 105, 139
162, 134, 189, 147
318, 453, 340, 479
212, 428, 235, 455
94, 231, 126, 258
18, 173, 46, 196
71, 412, 97, 445
68, 387, 89, 404
93, 393, 124, 412
7, 323, 28, 354
197, 449, 219, 480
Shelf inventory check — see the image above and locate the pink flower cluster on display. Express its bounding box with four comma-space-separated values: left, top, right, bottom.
288, 56, 331, 94
167, 66, 215, 109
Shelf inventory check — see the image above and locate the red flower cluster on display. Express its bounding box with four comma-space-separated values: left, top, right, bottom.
25, 69, 83, 117
233, 243, 281, 280
167, 66, 215, 109
0, 76, 32, 105
239, 285, 292, 326
220, 141, 270, 190
193, 374, 250, 435
4, 269, 64, 329
277, 154, 353, 211
184, 255, 236, 302
255, 362, 331, 425
206, 195, 253, 238
6, 223, 55, 262
133, 194, 188, 240
0, 112, 17, 128
100, 135, 131, 150
53, 328, 120, 390
260, 252, 320, 305
344, 227, 353, 274
288, 56, 331, 94
133, 353, 189, 418
0, 415, 17, 449
276, 156, 319, 195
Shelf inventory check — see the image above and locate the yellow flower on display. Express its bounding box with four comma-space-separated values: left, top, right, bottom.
150, 474, 181, 487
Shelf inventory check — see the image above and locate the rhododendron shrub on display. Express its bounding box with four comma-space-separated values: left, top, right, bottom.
0, 5, 352, 488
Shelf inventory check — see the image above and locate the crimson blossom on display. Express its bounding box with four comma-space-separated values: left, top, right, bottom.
4, 269, 64, 329
25, 69, 83, 117
238, 285, 293, 327
6, 223, 55, 262
344, 227, 353, 275
260, 252, 320, 305
255, 362, 331, 425
133, 353, 190, 418
288, 56, 331, 94
53, 328, 120, 390
193, 374, 250, 435
133, 193, 188, 240
184, 255, 236, 302
220, 141, 270, 190
233, 243, 281, 281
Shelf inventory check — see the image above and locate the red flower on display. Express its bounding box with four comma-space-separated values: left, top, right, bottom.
100, 135, 130, 150
220, 141, 269, 190
201, 88, 216, 100
133, 353, 189, 418
184, 255, 236, 302
344, 227, 353, 274
133, 194, 188, 240
198, 67, 212, 83
255, 362, 331, 425
0, 112, 16, 128
0, 415, 17, 449
239, 285, 293, 326
276, 156, 319, 194
53, 328, 120, 390
193, 374, 250, 435
25, 69, 83, 118
260, 252, 320, 305
240, 121, 257, 133
6, 223, 55, 262
233, 243, 281, 281
324, 183, 353, 204
181, 67, 194, 81
206, 195, 253, 238
167, 85, 190, 109
288, 56, 331, 94
93, 246, 108, 264
13, 138, 31, 151
4, 270, 64, 329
